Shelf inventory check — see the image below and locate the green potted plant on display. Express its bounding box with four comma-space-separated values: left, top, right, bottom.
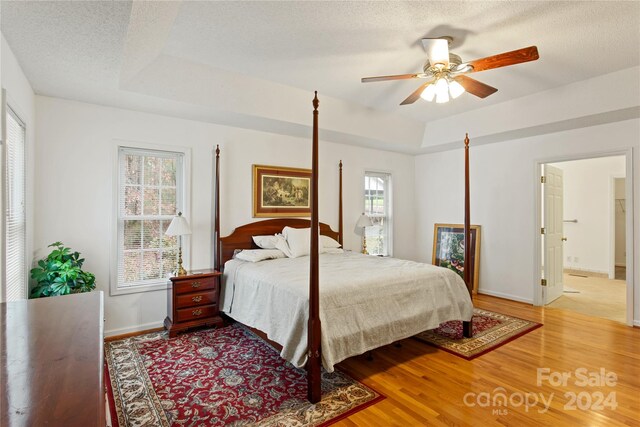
30, 242, 96, 298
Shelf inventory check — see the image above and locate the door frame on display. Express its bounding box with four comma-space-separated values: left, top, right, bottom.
533, 148, 634, 326
610, 175, 626, 279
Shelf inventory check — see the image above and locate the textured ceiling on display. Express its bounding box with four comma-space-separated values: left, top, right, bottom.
1, 1, 132, 103
164, 1, 640, 122
1, 1, 639, 148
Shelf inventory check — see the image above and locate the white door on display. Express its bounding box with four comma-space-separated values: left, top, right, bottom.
544, 165, 564, 304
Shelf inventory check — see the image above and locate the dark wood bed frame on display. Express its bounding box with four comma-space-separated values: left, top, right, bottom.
213, 92, 473, 403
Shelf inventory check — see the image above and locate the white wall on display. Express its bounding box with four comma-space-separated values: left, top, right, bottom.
34, 95, 416, 335
548, 157, 625, 275
415, 118, 640, 324
1, 34, 35, 301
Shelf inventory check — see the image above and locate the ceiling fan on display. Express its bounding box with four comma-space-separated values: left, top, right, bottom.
361, 37, 539, 105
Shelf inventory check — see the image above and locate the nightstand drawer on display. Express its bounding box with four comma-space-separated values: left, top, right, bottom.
175, 291, 217, 309
175, 304, 218, 323
174, 276, 217, 295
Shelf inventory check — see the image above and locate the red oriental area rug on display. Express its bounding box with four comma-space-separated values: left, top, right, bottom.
414, 308, 542, 360
105, 324, 383, 427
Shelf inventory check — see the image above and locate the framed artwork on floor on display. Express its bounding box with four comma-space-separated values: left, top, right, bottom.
253, 165, 311, 217
432, 223, 481, 293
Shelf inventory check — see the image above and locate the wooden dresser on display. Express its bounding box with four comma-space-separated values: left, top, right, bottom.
164, 269, 223, 337
0, 292, 105, 427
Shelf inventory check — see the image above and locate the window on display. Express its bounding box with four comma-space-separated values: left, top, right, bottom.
3, 106, 27, 301
115, 147, 185, 293
364, 172, 392, 256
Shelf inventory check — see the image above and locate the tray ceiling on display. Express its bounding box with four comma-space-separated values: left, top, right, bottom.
1, 1, 638, 151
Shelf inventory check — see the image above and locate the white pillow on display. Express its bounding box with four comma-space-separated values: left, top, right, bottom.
321, 235, 341, 248
282, 227, 326, 258
282, 227, 310, 258
252, 235, 280, 249
324, 247, 344, 254
274, 236, 293, 258
235, 249, 286, 263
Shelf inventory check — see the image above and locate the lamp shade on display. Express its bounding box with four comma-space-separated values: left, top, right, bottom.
355, 213, 373, 229
165, 212, 192, 236
449, 79, 466, 99
420, 83, 436, 102
435, 78, 450, 103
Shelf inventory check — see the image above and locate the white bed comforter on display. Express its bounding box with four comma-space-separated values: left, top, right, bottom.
221, 252, 473, 372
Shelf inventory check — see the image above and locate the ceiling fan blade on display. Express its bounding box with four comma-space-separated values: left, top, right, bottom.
361, 73, 424, 83
454, 75, 498, 98
465, 46, 539, 73
421, 38, 450, 67
400, 82, 432, 105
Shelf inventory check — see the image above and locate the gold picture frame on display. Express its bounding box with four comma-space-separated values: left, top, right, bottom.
432, 223, 481, 294
253, 164, 312, 217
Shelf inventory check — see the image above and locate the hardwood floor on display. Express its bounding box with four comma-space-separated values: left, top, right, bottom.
335, 294, 640, 426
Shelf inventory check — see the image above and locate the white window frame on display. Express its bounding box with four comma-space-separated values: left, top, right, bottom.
110, 141, 191, 296
0, 89, 5, 303
1, 94, 28, 302
363, 170, 393, 256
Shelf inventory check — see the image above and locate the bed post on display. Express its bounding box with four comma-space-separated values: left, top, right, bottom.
214, 145, 221, 271
338, 160, 343, 245
462, 134, 473, 338
307, 92, 322, 403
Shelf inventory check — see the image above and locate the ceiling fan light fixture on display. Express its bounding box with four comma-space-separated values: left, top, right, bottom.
435, 78, 450, 103
449, 79, 466, 99
420, 83, 437, 102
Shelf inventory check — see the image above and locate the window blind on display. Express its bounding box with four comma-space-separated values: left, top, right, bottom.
364, 172, 392, 256
4, 107, 27, 301
117, 147, 183, 288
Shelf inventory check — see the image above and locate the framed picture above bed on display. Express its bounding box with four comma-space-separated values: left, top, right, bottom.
432, 223, 481, 293
253, 165, 312, 217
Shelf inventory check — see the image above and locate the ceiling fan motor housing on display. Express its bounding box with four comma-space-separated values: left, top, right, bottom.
423, 53, 463, 73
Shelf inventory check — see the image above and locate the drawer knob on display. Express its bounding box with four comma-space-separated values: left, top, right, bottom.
192, 295, 203, 303
192, 309, 203, 316
191, 282, 201, 288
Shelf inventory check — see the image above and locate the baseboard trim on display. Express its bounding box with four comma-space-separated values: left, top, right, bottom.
104, 321, 164, 339
633, 320, 640, 328
478, 289, 533, 304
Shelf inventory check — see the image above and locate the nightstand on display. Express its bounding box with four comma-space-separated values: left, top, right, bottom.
164, 269, 223, 338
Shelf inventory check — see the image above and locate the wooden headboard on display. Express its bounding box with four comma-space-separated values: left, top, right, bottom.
213, 145, 343, 271
218, 218, 340, 269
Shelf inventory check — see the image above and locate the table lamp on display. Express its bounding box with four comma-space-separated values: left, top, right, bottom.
165, 212, 191, 276
355, 213, 374, 255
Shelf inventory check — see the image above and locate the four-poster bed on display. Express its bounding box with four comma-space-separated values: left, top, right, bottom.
213, 92, 474, 404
